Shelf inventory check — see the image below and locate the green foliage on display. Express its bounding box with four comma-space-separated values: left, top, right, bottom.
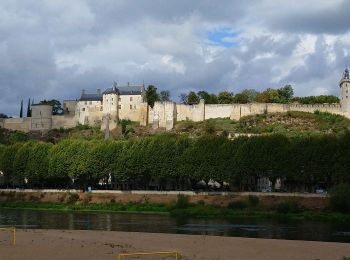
292, 95, 339, 104
9, 131, 28, 144
159, 90, 171, 102
275, 201, 301, 214
67, 193, 80, 204
146, 85, 160, 108
0, 113, 9, 118
176, 195, 190, 209
247, 195, 260, 208
227, 201, 247, 210
329, 184, 350, 213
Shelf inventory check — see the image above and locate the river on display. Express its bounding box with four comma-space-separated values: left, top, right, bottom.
0, 208, 349, 243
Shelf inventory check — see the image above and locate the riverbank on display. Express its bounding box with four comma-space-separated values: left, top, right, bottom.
0, 229, 349, 260
0, 200, 349, 222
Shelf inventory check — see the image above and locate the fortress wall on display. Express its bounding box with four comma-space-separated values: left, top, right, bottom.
52, 115, 79, 129
63, 100, 77, 116
0, 119, 4, 128
176, 100, 205, 122
149, 102, 176, 129
205, 104, 235, 120
3, 118, 31, 132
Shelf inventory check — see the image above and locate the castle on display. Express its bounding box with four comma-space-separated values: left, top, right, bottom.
1, 69, 350, 133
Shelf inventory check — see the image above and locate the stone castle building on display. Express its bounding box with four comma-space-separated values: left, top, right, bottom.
1, 69, 350, 132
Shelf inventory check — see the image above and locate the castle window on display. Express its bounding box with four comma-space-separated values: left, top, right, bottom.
85, 101, 87, 105
134, 105, 136, 109
100, 107, 103, 111
130, 97, 133, 101
118, 98, 121, 101
89, 101, 92, 105
112, 98, 113, 101
118, 105, 121, 109
130, 105, 132, 109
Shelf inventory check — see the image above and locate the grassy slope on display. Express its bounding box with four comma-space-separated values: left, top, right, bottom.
174, 111, 350, 137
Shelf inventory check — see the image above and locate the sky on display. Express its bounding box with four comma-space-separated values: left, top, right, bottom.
1, 0, 350, 116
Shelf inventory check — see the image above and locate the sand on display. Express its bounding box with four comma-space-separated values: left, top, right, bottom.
0, 229, 349, 260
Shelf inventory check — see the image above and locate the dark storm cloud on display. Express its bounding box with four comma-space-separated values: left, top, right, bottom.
262, 0, 350, 34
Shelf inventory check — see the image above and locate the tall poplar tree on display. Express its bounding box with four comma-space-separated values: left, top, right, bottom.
26, 98, 31, 117
19, 100, 23, 118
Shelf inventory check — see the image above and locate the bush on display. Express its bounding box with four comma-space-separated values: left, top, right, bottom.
176, 194, 190, 209
227, 200, 247, 210
329, 184, 350, 213
67, 193, 80, 204
275, 201, 300, 214
247, 195, 259, 208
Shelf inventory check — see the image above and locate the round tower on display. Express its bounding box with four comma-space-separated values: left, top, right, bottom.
340, 68, 350, 113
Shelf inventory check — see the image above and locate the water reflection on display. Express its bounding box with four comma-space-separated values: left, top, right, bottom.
0, 209, 349, 243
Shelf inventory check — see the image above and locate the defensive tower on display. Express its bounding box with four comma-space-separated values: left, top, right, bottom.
340, 67, 350, 113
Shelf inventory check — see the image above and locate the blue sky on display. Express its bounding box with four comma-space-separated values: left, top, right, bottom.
207, 28, 240, 48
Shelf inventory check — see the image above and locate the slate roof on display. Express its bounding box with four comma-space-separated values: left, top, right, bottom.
79, 84, 144, 101
103, 85, 144, 95
80, 93, 103, 101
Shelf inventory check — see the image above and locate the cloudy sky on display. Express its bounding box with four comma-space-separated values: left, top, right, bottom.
1, 0, 350, 116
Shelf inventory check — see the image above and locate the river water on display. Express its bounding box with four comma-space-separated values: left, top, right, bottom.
0, 209, 349, 243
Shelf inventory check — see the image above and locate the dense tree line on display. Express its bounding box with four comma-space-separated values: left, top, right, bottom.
147, 84, 339, 105
0, 134, 349, 191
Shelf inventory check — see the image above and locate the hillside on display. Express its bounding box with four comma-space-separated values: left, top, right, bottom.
173, 111, 350, 137
1, 111, 349, 144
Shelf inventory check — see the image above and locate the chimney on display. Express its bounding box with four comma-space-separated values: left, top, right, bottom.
97, 89, 101, 95
127, 82, 130, 87
81, 89, 85, 96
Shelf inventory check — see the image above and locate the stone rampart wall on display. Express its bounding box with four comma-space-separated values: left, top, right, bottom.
2, 118, 31, 132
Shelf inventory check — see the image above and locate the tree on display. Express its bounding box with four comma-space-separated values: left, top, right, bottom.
197, 91, 218, 104
19, 100, 23, 118
234, 92, 250, 103
179, 93, 188, 104
26, 98, 31, 117
0, 113, 8, 118
278, 85, 294, 101
39, 100, 63, 115
187, 91, 200, 105
146, 85, 160, 108
159, 90, 171, 102
218, 91, 235, 104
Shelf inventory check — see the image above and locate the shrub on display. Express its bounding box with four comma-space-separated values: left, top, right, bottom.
329, 184, 350, 213
275, 201, 300, 214
176, 194, 190, 209
67, 193, 80, 204
247, 195, 260, 208
227, 200, 247, 210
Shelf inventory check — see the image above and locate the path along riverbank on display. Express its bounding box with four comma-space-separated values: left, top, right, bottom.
0, 229, 349, 260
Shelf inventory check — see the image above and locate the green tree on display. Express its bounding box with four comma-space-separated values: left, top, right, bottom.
0, 113, 8, 118
146, 85, 160, 108
26, 142, 53, 187
278, 85, 294, 101
159, 90, 171, 102
197, 91, 218, 104
217, 91, 235, 104
27, 98, 31, 117
19, 100, 23, 118
187, 91, 200, 105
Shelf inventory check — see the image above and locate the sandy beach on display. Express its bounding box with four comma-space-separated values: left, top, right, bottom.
0, 229, 349, 259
